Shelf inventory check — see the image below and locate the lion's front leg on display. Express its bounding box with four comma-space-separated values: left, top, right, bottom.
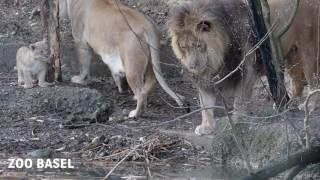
195, 88, 216, 136
71, 42, 92, 85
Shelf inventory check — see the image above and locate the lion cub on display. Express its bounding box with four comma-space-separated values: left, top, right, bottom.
16, 40, 53, 89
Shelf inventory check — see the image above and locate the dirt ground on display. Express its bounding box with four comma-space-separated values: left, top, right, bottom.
1, 0, 320, 179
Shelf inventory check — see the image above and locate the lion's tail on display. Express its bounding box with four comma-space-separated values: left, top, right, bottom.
146, 28, 184, 107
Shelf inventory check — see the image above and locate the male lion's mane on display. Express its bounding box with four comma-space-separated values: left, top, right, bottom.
168, 0, 256, 90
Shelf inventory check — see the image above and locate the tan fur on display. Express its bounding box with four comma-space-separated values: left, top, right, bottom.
269, 0, 320, 111
168, 0, 258, 135
16, 40, 53, 89
61, 0, 183, 118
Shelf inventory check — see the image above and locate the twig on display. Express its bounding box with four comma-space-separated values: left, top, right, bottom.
121, 176, 146, 180
287, 118, 305, 148
153, 172, 171, 179
144, 150, 152, 179
136, 106, 225, 129
216, 89, 253, 174
303, 89, 320, 149
102, 143, 143, 180
215, 18, 279, 85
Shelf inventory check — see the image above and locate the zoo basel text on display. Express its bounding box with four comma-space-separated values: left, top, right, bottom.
8, 158, 74, 169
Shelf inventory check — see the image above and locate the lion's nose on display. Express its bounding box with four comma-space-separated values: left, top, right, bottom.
189, 60, 198, 70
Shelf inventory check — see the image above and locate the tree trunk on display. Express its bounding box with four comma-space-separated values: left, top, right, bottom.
247, 0, 290, 109
40, 0, 62, 82
40, 0, 49, 40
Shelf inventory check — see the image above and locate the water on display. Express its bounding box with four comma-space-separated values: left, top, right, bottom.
154, 164, 247, 180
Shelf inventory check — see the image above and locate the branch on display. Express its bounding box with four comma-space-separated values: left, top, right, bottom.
217, 90, 253, 174
102, 143, 144, 180
248, 0, 290, 109
240, 146, 320, 180
303, 89, 320, 148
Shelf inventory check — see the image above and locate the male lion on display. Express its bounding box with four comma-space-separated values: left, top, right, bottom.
168, 0, 259, 135
60, 0, 183, 118
16, 40, 53, 89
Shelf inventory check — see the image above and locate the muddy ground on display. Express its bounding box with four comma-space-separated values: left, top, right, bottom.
0, 0, 320, 179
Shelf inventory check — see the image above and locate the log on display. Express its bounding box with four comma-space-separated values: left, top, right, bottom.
284, 165, 307, 180
240, 146, 320, 180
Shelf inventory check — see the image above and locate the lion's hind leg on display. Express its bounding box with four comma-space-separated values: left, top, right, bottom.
71, 42, 92, 85
22, 70, 33, 89
127, 64, 156, 118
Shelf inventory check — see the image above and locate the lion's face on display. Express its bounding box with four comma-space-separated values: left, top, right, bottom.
174, 32, 209, 74
171, 26, 228, 76
168, 1, 232, 77
30, 40, 49, 62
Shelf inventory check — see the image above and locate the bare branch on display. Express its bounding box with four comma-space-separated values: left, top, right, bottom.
216, 89, 254, 174
303, 89, 320, 149
102, 143, 145, 180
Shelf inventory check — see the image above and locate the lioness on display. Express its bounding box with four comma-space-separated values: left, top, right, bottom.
16, 40, 53, 89
269, 0, 320, 111
168, 0, 258, 135
60, 0, 183, 118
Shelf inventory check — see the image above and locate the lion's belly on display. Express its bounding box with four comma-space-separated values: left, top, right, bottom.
100, 51, 125, 75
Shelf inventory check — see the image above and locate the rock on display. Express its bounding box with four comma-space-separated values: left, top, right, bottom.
28, 148, 53, 158
29, 7, 40, 20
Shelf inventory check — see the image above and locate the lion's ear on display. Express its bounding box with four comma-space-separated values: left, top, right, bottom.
197, 21, 211, 32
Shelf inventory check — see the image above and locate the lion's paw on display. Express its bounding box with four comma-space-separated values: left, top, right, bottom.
23, 83, 34, 89
195, 125, 213, 136
18, 80, 24, 86
128, 110, 138, 118
71, 76, 86, 85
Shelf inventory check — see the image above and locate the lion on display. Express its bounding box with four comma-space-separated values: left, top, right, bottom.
60, 0, 184, 118
168, 0, 259, 135
16, 39, 53, 89
269, 0, 320, 111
